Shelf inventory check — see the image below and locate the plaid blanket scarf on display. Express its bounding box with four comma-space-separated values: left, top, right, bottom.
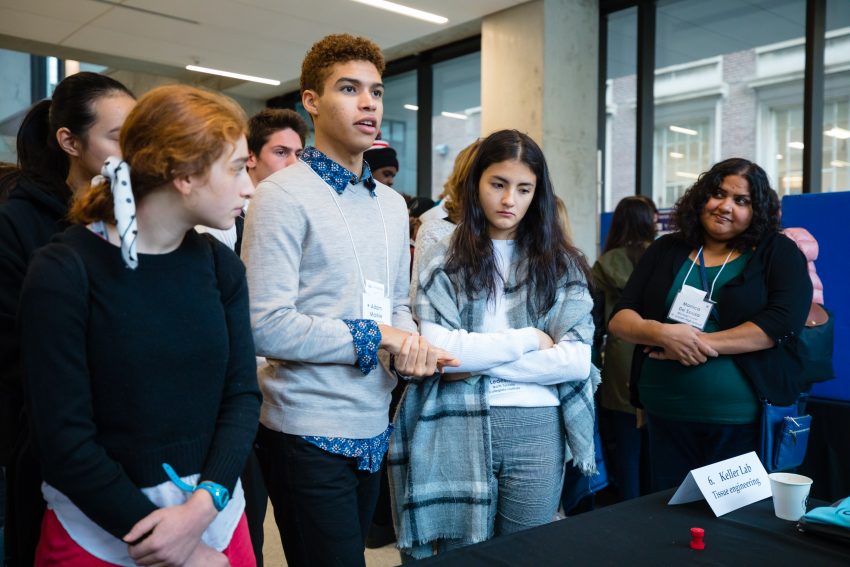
388, 237, 600, 559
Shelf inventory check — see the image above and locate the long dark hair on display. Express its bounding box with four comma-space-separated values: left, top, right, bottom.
672, 157, 779, 251
0, 162, 20, 203
16, 72, 133, 193
603, 196, 657, 264
445, 129, 591, 316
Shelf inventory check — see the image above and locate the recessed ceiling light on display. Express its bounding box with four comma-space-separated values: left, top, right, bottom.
675, 171, 699, 179
831, 160, 850, 168
404, 104, 419, 111
788, 141, 804, 150
186, 64, 280, 86
441, 111, 468, 120
776, 154, 784, 160
669, 125, 698, 136
825, 127, 850, 139
669, 151, 683, 159
351, 0, 448, 24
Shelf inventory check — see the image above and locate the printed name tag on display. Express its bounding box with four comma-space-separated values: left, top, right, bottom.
362, 280, 392, 325
668, 285, 712, 330
364, 279, 385, 296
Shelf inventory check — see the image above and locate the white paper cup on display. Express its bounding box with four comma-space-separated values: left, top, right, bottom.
769, 472, 813, 521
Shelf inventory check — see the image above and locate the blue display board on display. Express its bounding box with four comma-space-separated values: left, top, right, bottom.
782, 192, 849, 402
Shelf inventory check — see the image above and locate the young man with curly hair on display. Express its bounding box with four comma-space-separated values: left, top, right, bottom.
241, 34, 458, 566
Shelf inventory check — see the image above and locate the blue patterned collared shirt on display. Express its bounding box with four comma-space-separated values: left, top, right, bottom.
303, 424, 394, 473
299, 146, 390, 470
300, 146, 374, 195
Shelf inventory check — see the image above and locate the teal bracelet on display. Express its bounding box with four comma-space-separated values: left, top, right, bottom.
161, 463, 230, 512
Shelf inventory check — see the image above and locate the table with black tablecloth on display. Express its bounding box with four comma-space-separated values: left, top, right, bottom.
409, 489, 848, 566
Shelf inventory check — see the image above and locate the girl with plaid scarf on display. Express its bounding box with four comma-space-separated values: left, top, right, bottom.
389, 130, 600, 559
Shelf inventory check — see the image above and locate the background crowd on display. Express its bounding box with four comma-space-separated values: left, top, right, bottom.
0, 31, 819, 567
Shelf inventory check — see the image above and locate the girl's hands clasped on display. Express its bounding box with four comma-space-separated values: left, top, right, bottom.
123, 489, 218, 566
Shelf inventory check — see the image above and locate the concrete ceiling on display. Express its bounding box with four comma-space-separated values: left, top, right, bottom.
0, 0, 527, 100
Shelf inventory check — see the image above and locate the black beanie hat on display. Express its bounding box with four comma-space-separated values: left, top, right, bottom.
365, 144, 399, 171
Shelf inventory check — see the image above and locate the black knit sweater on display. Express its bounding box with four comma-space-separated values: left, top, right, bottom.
19, 225, 260, 538
612, 231, 812, 407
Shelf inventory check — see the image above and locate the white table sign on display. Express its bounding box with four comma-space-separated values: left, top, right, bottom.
668, 451, 771, 516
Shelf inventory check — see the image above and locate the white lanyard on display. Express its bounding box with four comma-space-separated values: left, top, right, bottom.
682, 246, 734, 303
325, 183, 391, 294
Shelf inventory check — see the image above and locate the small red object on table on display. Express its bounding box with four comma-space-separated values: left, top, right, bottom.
690, 527, 705, 550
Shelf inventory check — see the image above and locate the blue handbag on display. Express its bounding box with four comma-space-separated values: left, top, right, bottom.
758, 398, 811, 473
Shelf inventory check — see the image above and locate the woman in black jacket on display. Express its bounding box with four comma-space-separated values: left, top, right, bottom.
609, 158, 811, 491
0, 72, 134, 567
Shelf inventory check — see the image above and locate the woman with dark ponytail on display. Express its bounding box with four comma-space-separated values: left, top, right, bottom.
0, 72, 134, 567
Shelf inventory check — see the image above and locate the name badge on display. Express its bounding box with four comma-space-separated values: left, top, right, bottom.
362, 279, 392, 325
668, 285, 712, 330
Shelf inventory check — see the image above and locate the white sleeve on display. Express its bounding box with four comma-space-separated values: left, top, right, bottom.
195, 225, 237, 251
484, 338, 591, 385
420, 320, 539, 373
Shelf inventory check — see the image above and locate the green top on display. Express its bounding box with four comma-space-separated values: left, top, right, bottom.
593, 246, 647, 415
639, 250, 758, 424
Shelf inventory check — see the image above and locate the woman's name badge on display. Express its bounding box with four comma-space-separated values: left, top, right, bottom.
668, 285, 712, 330
362, 279, 392, 325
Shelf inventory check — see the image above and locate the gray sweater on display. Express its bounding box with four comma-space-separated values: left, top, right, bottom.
242, 160, 415, 439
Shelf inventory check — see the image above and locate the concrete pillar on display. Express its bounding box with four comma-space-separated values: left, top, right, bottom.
64, 60, 80, 77
482, 0, 600, 259
481, 2, 545, 142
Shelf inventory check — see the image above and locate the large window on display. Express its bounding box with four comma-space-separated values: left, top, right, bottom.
431, 52, 481, 200
0, 48, 34, 163
823, 98, 849, 192
655, 0, 805, 200
758, 23, 850, 194
823, 1, 850, 192
653, 116, 713, 207
604, 7, 637, 212
381, 71, 417, 196
772, 105, 805, 195
0, 53, 116, 164
603, 0, 847, 209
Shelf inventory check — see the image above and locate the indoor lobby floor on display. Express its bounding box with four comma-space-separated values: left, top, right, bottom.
261, 501, 402, 566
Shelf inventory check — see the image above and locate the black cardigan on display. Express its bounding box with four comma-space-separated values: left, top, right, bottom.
612, 231, 812, 407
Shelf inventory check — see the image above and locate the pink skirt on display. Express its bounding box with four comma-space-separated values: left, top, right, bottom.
35, 509, 256, 567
